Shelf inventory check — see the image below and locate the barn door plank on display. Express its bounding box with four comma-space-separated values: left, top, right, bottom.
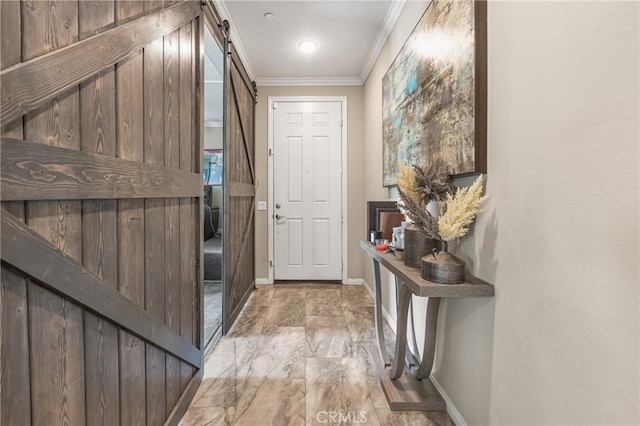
144, 34, 167, 426
0, 0, 24, 159
0, 2, 29, 424
78, 2, 120, 424
83, 311, 119, 426
179, 21, 196, 390
22, 1, 86, 424
118, 331, 146, 426
114, 5, 147, 425
115, 0, 144, 25
79, 0, 114, 38
164, 28, 182, 410
0, 267, 30, 426
28, 284, 85, 426
145, 0, 164, 15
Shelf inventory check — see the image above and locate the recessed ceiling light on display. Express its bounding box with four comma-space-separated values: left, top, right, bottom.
297, 39, 319, 53
264, 12, 276, 20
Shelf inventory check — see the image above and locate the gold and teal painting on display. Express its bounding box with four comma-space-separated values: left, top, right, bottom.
382, 0, 486, 186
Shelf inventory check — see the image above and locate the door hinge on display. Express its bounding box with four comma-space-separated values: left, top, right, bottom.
269, 260, 273, 267
339, 120, 344, 127
269, 148, 274, 156
272, 101, 277, 109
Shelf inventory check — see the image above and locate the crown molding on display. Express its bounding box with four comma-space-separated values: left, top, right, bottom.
255, 76, 363, 87
214, 0, 256, 81
359, 0, 407, 84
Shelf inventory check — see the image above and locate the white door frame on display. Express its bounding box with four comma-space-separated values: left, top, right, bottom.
267, 96, 348, 284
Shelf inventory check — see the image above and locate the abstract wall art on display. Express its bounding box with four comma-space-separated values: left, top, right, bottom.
382, 0, 487, 186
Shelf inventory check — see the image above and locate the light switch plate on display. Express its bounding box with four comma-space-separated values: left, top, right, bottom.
257, 201, 267, 211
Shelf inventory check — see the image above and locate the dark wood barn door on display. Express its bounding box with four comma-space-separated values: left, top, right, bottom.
222, 40, 257, 333
1, 1, 204, 425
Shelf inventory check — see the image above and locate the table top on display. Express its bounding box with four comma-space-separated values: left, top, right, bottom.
359, 240, 494, 298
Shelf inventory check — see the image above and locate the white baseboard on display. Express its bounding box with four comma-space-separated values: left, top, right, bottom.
431, 375, 466, 426
257, 278, 364, 286
360, 280, 465, 426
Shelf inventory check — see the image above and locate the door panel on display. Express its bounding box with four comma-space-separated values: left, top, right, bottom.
312, 136, 330, 202
287, 218, 304, 266
313, 218, 331, 266
273, 101, 343, 280
288, 136, 304, 202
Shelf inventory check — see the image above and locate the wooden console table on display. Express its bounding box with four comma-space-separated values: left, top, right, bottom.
359, 240, 494, 411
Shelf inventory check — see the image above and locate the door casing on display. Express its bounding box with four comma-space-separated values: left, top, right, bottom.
267, 96, 348, 284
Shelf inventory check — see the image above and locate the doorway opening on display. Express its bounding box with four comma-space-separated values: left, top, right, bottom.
267, 97, 348, 284
203, 22, 224, 347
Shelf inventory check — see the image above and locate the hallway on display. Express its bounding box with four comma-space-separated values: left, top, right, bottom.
181, 284, 452, 425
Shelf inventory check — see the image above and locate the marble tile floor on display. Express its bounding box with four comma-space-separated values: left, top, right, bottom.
181, 284, 452, 426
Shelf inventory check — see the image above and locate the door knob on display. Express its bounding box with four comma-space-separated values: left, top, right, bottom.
275, 203, 281, 209
275, 214, 284, 220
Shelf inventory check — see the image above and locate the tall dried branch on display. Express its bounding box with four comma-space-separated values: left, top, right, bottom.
397, 188, 441, 240
396, 163, 421, 205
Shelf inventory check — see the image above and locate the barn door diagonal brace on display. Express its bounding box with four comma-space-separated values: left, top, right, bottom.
229, 70, 255, 184
0, 1, 201, 125
0, 211, 202, 368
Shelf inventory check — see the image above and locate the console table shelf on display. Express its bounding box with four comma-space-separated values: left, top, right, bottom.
360, 240, 494, 297
359, 240, 494, 411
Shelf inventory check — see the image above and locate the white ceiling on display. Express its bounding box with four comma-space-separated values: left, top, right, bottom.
216, 0, 406, 86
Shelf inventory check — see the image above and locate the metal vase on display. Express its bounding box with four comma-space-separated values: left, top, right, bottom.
421, 241, 465, 284
403, 223, 439, 268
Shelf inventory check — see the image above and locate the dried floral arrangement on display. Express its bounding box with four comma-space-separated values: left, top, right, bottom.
396, 163, 486, 242
396, 163, 453, 240
438, 175, 486, 241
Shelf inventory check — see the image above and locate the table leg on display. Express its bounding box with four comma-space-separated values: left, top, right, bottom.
395, 277, 416, 368
415, 297, 441, 380
372, 259, 391, 367
389, 283, 412, 379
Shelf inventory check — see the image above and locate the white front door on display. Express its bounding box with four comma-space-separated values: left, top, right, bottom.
273, 101, 343, 280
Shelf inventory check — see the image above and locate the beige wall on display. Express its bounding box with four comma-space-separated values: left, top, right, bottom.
204, 126, 223, 150
364, 1, 639, 425
254, 86, 365, 281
